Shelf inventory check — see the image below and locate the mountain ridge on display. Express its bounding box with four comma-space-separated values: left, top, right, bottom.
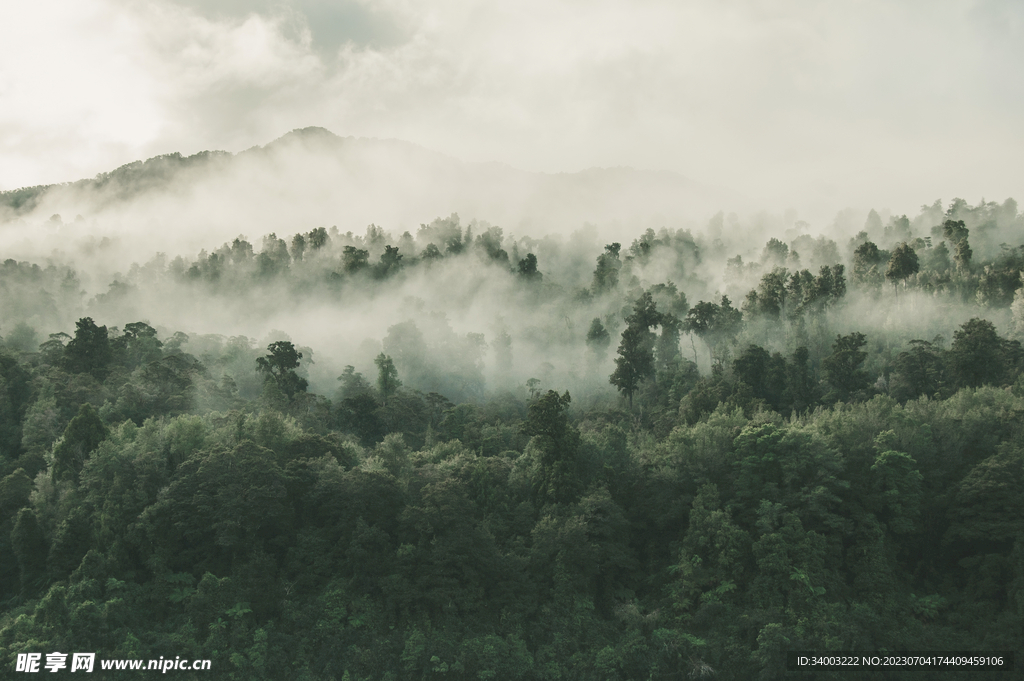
1, 127, 708, 220
0, 127, 737, 256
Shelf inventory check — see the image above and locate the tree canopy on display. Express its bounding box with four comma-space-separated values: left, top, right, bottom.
0, 196, 1023, 678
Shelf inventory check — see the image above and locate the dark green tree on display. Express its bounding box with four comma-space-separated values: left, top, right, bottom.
290, 232, 306, 260
648, 281, 688, 317
811, 264, 847, 305
626, 291, 662, 335
591, 243, 622, 294
789, 265, 848, 315
475, 225, 509, 263
732, 344, 787, 412
948, 318, 1004, 388
421, 243, 443, 261
946, 444, 1024, 545
229, 236, 254, 264
655, 313, 682, 374
610, 293, 661, 408
852, 241, 887, 286
683, 296, 742, 366
141, 440, 288, 571
338, 393, 384, 446
525, 390, 581, 504
784, 346, 817, 413
38, 332, 70, 365
683, 301, 717, 363
0, 468, 32, 520
343, 245, 370, 274
954, 239, 973, 273
942, 219, 972, 273
374, 353, 401, 407
337, 365, 372, 399
375, 245, 403, 279
112, 321, 163, 370
610, 325, 654, 410
786, 270, 814, 311
732, 344, 772, 393
941, 218, 969, 245
745, 268, 789, 319
517, 253, 541, 280
0, 353, 31, 460
307, 226, 329, 250
890, 339, 945, 401
821, 332, 870, 402
51, 403, 108, 483
925, 240, 951, 272
62, 317, 112, 377
885, 242, 920, 294
256, 341, 308, 399
761, 237, 789, 266
10, 508, 47, 595
868, 433, 924, 536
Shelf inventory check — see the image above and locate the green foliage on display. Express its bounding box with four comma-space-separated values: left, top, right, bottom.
785, 346, 817, 413
0, 362, 1019, 678
683, 296, 742, 365
890, 339, 946, 401
62, 317, 112, 377
525, 390, 581, 504
671, 484, 749, 613
111, 321, 163, 370
585, 318, 610, 360
610, 324, 654, 409
374, 353, 401, 407
948, 318, 1008, 388
11, 507, 48, 595
1, 206, 1024, 678
51, 403, 108, 483
0, 352, 32, 460
732, 344, 787, 413
516, 252, 541, 280
943, 219, 972, 272
869, 435, 923, 534
852, 240, 888, 286
821, 332, 870, 402
342, 245, 369, 274
591, 243, 622, 294
946, 444, 1024, 545
885, 241, 920, 290
139, 440, 288, 573
256, 341, 309, 399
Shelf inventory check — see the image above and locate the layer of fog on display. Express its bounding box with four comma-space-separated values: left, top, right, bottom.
0, 128, 737, 263
1, 130, 1020, 407
3, 208, 1021, 410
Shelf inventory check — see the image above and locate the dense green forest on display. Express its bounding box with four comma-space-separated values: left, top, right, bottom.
1, 196, 1023, 679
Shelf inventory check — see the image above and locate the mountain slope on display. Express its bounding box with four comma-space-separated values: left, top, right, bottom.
0, 128, 737, 253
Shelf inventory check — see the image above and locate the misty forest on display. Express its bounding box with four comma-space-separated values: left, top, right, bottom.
2, 139, 1024, 680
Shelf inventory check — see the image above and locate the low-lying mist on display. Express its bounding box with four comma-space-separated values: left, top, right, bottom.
0, 127, 735, 263
3, 175, 1022, 413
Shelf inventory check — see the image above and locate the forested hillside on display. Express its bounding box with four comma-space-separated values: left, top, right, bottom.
1, 196, 1023, 679
0, 128, 724, 257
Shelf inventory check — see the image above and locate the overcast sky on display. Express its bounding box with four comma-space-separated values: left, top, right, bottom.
1, 0, 1021, 217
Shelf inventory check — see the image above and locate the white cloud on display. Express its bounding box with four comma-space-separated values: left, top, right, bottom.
0, 0, 321, 188
1, 0, 1022, 220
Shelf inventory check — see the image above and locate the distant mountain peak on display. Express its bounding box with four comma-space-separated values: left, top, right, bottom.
1, 127, 736, 232
284, 126, 341, 139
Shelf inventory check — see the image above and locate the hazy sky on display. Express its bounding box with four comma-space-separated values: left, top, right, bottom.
2, 0, 1021, 215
